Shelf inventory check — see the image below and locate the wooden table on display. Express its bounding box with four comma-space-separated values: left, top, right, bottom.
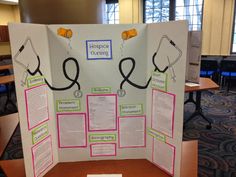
0, 140, 198, 177
0, 64, 13, 71
185, 77, 219, 93
180, 140, 198, 177
46, 159, 171, 177
0, 55, 11, 62
0, 74, 16, 111
0, 74, 14, 85
0, 113, 19, 157
0, 159, 25, 177
185, 77, 219, 129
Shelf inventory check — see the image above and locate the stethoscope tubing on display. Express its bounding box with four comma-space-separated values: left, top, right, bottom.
119, 35, 182, 90
13, 37, 81, 92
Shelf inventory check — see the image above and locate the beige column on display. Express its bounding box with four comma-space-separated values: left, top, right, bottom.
202, 0, 235, 55
19, 0, 105, 24
119, 0, 143, 24
221, 0, 235, 55
12, 5, 21, 23
0, 4, 20, 55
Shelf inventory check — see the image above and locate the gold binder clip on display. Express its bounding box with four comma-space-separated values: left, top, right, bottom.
57, 28, 73, 39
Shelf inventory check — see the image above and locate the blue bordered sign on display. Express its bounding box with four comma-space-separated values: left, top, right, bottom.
86, 40, 112, 60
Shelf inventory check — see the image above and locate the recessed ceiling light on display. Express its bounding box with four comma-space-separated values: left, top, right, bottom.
0, 0, 18, 5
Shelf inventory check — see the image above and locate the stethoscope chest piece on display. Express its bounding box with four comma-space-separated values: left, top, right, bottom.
117, 89, 126, 97
74, 90, 83, 98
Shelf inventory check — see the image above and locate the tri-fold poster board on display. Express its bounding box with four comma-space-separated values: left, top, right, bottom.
185, 31, 202, 83
9, 21, 188, 177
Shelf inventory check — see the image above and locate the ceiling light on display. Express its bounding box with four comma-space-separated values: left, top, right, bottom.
0, 0, 18, 5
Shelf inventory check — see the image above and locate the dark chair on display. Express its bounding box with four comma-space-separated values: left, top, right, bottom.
0, 69, 10, 76
0, 84, 8, 110
0, 69, 11, 112
220, 60, 236, 93
0, 85, 7, 93
200, 59, 218, 79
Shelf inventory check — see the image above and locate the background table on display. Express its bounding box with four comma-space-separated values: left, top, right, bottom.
0, 113, 19, 157
0, 159, 25, 177
180, 140, 198, 177
0, 74, 16, 111
185, 77, 219, 129
0, 64, 13, 72
0, 74, 14, 85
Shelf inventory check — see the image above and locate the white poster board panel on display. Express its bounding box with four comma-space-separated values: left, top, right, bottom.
47, 24, 148, 101
47, 24, 147, 161
9, 22, 188, 177
146, 21, 188, 177
9, 23, 59, 177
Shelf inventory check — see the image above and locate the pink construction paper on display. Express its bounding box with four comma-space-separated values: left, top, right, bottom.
118, 116, 146, 148
57, 113, 87, 148
151, 89, 176, 138
25, 84, 49, 130
90, 143, 117, 157
31, 135, 53, 177
87, 94, 118, 132
152, 138, 176, 176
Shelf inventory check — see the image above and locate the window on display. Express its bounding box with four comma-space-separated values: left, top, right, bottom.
175, 0, 203, 31
143, 0, 203, 31
144, 0, 170, 23
105, 0, 119, 24
232, 11, 236, 53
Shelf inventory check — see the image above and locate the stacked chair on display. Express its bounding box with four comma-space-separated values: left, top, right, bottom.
200, 59, 218, 79
219, 59, 236, 93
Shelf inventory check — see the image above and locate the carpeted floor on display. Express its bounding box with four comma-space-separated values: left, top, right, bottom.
184, 90, 236, 177
0, 91, 21, 160
0, 90, 21, 177
0, 89, 236, 177
0, 124, 23, 160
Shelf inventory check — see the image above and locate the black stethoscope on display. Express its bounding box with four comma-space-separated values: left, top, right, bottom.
13, 37, 82, 98
117, 35, 182, 97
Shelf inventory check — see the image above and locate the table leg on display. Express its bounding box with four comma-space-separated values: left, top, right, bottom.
184, 92, 197, 105
226, 75, 231, 94
184, 91, 212, 129
4, 83, 17, 112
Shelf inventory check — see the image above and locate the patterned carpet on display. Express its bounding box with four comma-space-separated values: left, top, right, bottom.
0, 124, 23, 160
0, 89, 20, 161
0, 89, 20, 160
184, 91, 236, 177
0, 90, 236, 177
0, 91, 21, 177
